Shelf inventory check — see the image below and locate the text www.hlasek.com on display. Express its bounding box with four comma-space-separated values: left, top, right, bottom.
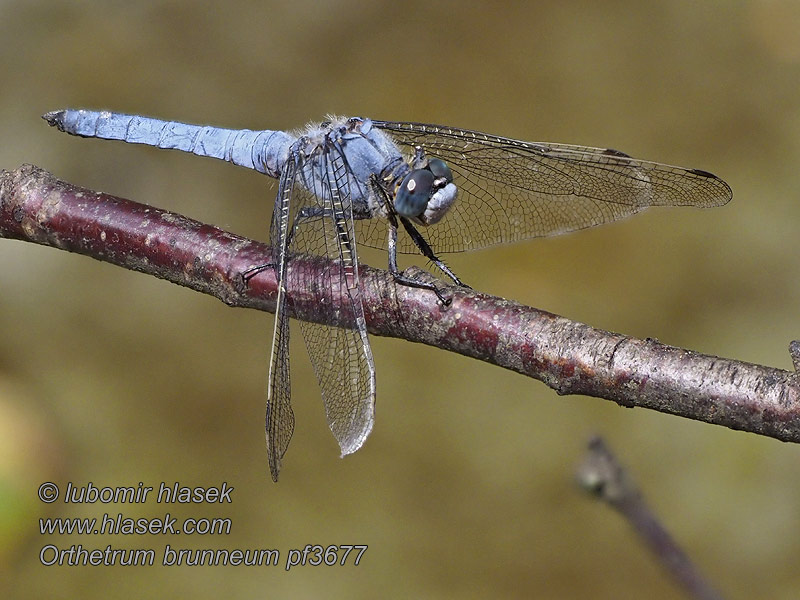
40, 513, 231, 535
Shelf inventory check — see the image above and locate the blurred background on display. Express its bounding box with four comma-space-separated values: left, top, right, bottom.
1, 0, 799, 597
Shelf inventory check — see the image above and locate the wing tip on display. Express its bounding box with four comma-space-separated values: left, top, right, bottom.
269, 464, 280, 483
693, 168, 733, 205
337, 420, 374, 459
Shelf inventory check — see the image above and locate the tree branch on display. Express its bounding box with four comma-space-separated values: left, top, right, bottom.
576, 436, 726, 600
3, 164, 800, 443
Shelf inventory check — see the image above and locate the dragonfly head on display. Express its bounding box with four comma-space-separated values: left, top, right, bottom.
394, 158, 457, 225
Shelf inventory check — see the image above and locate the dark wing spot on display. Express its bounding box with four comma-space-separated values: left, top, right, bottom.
603, 148, 633, 158
688, 168, 718, 179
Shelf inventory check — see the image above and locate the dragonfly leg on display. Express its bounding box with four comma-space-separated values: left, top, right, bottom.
242, 263, 273, 283
242, 206, 328, 284
399, 217, 470, 289
387, 214, 454, 305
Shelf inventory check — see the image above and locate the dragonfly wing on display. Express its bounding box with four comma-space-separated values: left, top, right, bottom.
290, 143, 377, 458
265, 155, 298, 482
367, 121, 732, 253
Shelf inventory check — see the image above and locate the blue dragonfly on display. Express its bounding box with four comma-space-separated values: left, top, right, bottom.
43, 109, 732, 480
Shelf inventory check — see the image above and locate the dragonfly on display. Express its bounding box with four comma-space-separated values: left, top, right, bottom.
43, 109, 732, 480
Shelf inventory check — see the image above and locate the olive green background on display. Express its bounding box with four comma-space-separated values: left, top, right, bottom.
2, 1, 799, 597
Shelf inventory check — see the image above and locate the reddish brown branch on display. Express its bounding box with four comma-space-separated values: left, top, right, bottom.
577, 437, 726, 600
3, 164, 800, 442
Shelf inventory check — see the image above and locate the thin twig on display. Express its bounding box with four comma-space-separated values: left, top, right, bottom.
2, 164, 800, 443
577, 436, 726, 600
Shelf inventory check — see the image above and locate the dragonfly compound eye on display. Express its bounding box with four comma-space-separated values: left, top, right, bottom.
427, 158, 453, 184
395, 169, 435, 218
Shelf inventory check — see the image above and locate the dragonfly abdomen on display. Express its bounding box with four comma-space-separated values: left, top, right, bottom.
43, 109, 293, 178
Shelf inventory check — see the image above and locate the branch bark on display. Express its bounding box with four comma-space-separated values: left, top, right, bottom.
3, 164, 799, 443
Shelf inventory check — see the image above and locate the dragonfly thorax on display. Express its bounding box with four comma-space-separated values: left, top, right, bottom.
394, 157, 457, 226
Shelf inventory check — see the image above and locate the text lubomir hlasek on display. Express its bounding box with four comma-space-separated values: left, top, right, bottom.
62, 482, 233, 504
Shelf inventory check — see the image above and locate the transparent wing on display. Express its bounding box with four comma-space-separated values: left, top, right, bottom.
288, 143, 376, 459
266, 160, 297, 482
265, 157, 297, 482
359, 121, 732, 253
